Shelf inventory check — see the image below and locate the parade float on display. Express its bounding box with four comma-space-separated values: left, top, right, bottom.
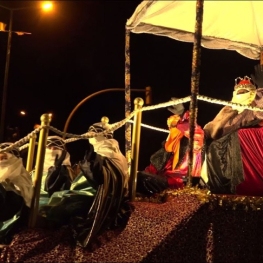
1, 1, 263, 262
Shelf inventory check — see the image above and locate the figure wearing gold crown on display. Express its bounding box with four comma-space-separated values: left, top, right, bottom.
201, 64, 263, 196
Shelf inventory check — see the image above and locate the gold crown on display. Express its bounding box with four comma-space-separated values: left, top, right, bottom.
234, 76, 256, 92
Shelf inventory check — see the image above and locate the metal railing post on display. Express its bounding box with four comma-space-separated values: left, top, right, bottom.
129, 97, 144, 201
28, 113, 52, 228
26, 133, 37, 172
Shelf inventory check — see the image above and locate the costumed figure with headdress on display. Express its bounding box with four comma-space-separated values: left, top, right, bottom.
202, 64, 263, 196
83, 120, 130, 195
39, 119, 131, 248
137, 99, 204, 196
0, 143, 33, 243
31, 136, 76, 206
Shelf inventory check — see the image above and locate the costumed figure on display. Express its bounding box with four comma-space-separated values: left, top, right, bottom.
84, 120, 130, 195
0, 143, 33, 243
31, 135, 76, 206
137, 98, 204, 196
39, 119, 131, 248
202, 65, 263, 196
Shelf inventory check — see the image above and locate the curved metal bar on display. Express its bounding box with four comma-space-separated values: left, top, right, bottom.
63, 88, 150, 136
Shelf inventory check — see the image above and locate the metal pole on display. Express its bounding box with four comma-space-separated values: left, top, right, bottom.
145, 86, 152, 105
62, 88, 148, 137
125, 28, 131, 174
0, 9, 13, 142
63, 88, 124, 138
129, 97, 144, 201
26, 133, 37, 172
0, 3, 48, 142
187, 0, 204, 187
28, 113, 52, 228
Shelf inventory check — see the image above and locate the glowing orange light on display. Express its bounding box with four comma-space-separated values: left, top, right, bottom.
20, 111, 26, 115
42, 2, 53, 12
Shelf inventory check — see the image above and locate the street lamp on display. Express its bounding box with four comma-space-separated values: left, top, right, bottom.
0, 1, 53, 142
42, 2, 53, 12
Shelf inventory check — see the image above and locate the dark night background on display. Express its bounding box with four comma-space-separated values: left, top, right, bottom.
0, 1, 259, 169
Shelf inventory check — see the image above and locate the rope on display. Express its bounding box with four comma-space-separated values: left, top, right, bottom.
1, 126, 42, 153
128, 120, 169, 134
140, 96, 191, 112
20, 143, 32, 151
2, 95, 263, 153
197, 95, 263, 112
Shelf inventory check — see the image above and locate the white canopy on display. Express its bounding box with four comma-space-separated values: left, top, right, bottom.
126, 1, 263, 60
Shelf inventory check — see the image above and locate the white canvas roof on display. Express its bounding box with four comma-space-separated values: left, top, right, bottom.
126, 1, 263, 60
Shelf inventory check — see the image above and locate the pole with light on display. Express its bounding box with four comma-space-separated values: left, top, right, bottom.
0, 5, 14, 143
0, 1, 53, 142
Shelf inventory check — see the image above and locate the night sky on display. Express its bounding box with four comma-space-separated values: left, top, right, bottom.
0, 1, 259, 169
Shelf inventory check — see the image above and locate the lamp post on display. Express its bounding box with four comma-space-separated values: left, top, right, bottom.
0, 5, 13, 142
0, 2, 53, 142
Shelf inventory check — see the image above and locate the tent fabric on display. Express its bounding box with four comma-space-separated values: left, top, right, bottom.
126, 1, 263, 60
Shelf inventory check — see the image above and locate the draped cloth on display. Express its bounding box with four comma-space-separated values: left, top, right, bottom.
236, 127, 263, 196
146, 111, 204, 189
202, 88, 263, 195
205, 126, 263, 196
205, 132, 244, 194
0, 156, 32, 207
165, 127, 184, 170
203, 88, 263, 195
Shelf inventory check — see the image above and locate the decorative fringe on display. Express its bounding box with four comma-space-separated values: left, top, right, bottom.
136, 186, 263, 211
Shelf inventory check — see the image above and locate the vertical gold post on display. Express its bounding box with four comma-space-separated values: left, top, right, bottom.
145, 86, 152, 105
28, 113, 52, 228
129, 97, 144, 201
26, 133, 37, 172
